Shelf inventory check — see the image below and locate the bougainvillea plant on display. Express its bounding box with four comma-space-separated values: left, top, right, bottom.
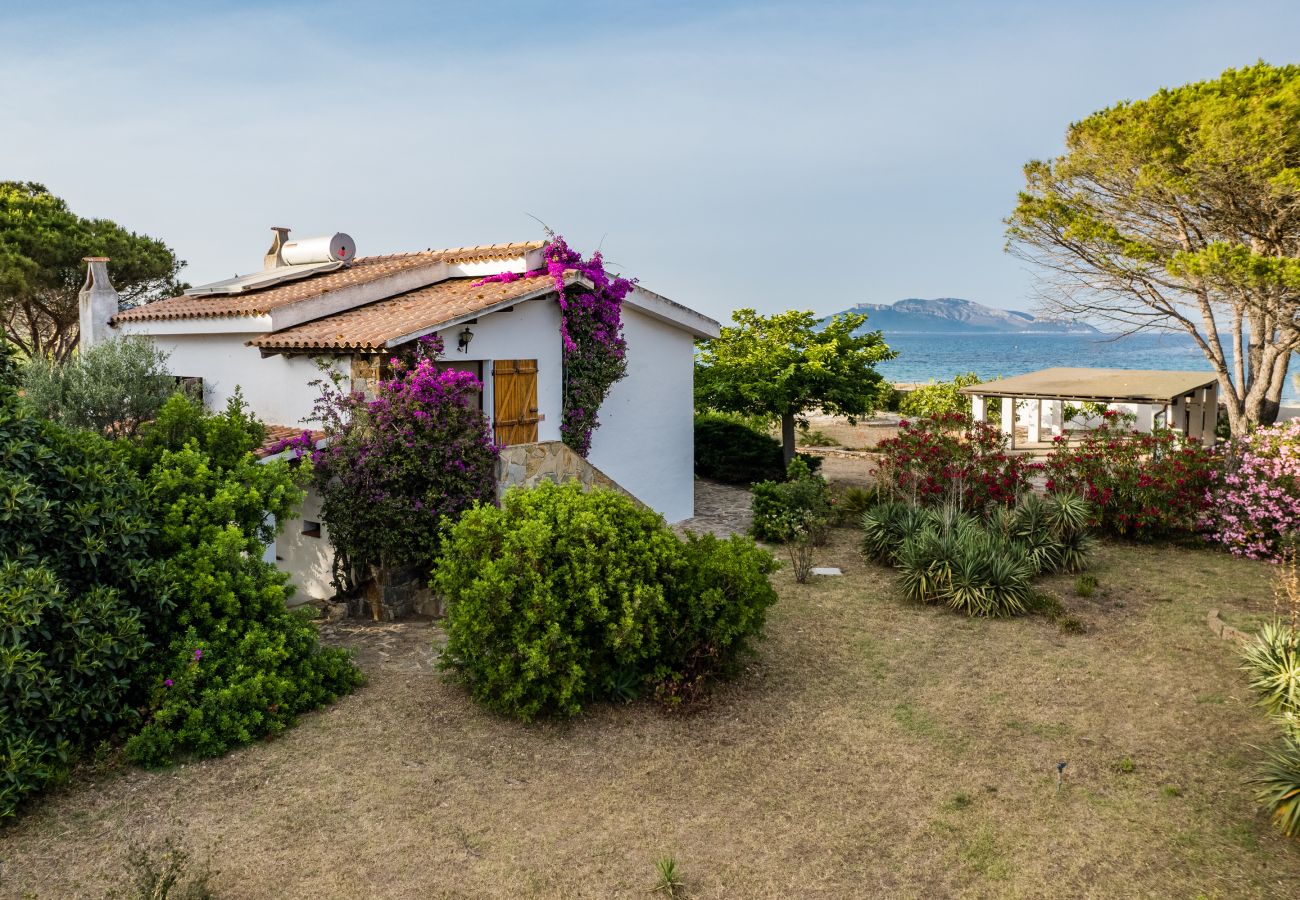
1206, 418, 1300, 559
874, 411, 1034, 511
306, 334, 499, 598
476, 235, 633, 455
1042, 411, 1219, 540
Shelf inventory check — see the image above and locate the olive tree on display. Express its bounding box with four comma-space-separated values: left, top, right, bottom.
1006, 62, 1300, 436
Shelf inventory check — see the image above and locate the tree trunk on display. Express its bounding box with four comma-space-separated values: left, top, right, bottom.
781, 412, 796, 470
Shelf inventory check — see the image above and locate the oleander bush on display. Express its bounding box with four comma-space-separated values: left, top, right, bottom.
1206, 419, 1300, 559
1042, 413, 1219, 539
750, 456, 833, 543
2, 344, 360, 815
1, 342, 155, 817
435, 482, 778, 721
874, 412, 1033, 511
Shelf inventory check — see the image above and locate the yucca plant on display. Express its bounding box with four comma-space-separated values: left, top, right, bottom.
896, 527, 957, 604
1243, 623, 1300, 740
946, 534, 1035, 618
861, 500, 911, 563
1249, 737, 1300, 838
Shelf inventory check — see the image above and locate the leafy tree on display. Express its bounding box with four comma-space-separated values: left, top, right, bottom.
694, 308, 895, 466
0, 339, 154, 820
1006, 63, 1300, 436
0, 182, 183, 361
21, 336, 176, 438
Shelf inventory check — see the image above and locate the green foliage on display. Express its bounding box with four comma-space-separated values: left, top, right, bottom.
863, 493, 1095, 618
1249, 737, 1300, 839
0, 347, 154, 819
435, 482, 778, 721
897, 373, 985, 419
1240, 622, 1300, 838
0, 182, 183, 360
750, 457, 833, 544
21, 335, 177, 438
1242, 623, 1300, 744
124, 402, 361, 766
1006, 63, 1300, 434
108, 834, 216, 900
693, 413, 784, 484
0, 338, 358, 815
653, 856, 685, 898
1075, 573, 1098, 598
695, 307, 895, 463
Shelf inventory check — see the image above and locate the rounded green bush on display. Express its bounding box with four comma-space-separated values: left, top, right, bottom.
435, 482, 778, 720
694, 414, 784, 484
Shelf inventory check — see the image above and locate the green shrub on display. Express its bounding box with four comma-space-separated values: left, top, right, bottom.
123, 401, 362, 767
832, 484, 879, 525
897, 372, 985, 419
21, 335, 177, 439
0, 341, 155, 820
693, 413, 784, 484
751, 457, 833, 544
435, 482, 778, 721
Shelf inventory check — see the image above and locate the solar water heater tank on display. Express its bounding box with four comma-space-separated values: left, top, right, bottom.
280, 233, 355, 265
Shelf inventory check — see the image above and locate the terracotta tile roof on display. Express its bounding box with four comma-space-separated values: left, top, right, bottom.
255, 424, 323, 459
113, 241, 546, 323
249, 273, 566, 353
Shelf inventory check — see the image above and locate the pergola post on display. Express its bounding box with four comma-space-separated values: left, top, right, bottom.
1000, 397, 1015, 449
970, 393, 986, 423
1027, 399, 1042, 444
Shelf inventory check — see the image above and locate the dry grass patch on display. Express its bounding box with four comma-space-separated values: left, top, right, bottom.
1, 532, 1298, 898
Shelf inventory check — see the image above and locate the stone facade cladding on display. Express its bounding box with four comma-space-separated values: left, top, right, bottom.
495, 441, 641, 506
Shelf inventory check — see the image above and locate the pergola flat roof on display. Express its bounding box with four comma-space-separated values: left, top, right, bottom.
958, 367, 1217, 404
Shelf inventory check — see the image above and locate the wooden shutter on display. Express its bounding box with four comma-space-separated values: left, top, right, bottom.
492, 359, 539, 445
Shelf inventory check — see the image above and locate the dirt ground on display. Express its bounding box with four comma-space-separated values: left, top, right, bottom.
3, 525, 1299, 898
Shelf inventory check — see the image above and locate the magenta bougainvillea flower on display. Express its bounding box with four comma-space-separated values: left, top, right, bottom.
475, 236, 633, 456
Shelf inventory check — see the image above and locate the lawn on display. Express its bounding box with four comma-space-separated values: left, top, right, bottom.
2, 529, 1298, 898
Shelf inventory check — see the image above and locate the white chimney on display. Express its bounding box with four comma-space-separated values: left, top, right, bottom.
78, 257, 119, 351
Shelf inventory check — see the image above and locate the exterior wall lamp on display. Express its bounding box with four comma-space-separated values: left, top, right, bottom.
457, 326, 474, 353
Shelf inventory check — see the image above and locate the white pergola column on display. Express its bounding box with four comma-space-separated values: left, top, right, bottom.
1027, 399, 1042, 444
1000, 397, 1015, 449
970, 393, 986, 423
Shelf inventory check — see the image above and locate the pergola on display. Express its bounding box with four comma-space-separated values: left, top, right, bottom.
959, 367, 1220, 449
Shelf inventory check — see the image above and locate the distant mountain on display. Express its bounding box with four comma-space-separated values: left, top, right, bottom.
831, 298, 1102, 335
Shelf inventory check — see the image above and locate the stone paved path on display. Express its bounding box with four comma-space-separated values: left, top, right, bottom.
674, 478, 753, 538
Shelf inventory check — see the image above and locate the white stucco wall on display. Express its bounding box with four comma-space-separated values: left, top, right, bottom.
269, 485, 334, 605
116, 324, 344, 427
587, 305, 697, 523
426, 299, 565, 444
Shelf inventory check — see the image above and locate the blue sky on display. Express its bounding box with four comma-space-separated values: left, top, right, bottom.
4, 1, 1298, 320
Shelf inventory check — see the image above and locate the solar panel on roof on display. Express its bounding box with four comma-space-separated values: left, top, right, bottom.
183, 260, 344, 297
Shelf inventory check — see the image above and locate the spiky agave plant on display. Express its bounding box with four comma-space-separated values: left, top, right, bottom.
1044, 491, 1094, 535
1242, 623, 1300, 738
861, 500, 911, 563
896, 526, 960, 604
946, 533, 1035, 617
1249, 737, 1300, 838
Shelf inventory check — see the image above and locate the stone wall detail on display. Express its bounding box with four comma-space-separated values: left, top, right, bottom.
495, 441, 640, 505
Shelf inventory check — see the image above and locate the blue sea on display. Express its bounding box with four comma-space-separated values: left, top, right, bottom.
873, 331, 1300, 401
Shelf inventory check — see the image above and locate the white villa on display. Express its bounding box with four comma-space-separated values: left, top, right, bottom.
84, 229, 720, 603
